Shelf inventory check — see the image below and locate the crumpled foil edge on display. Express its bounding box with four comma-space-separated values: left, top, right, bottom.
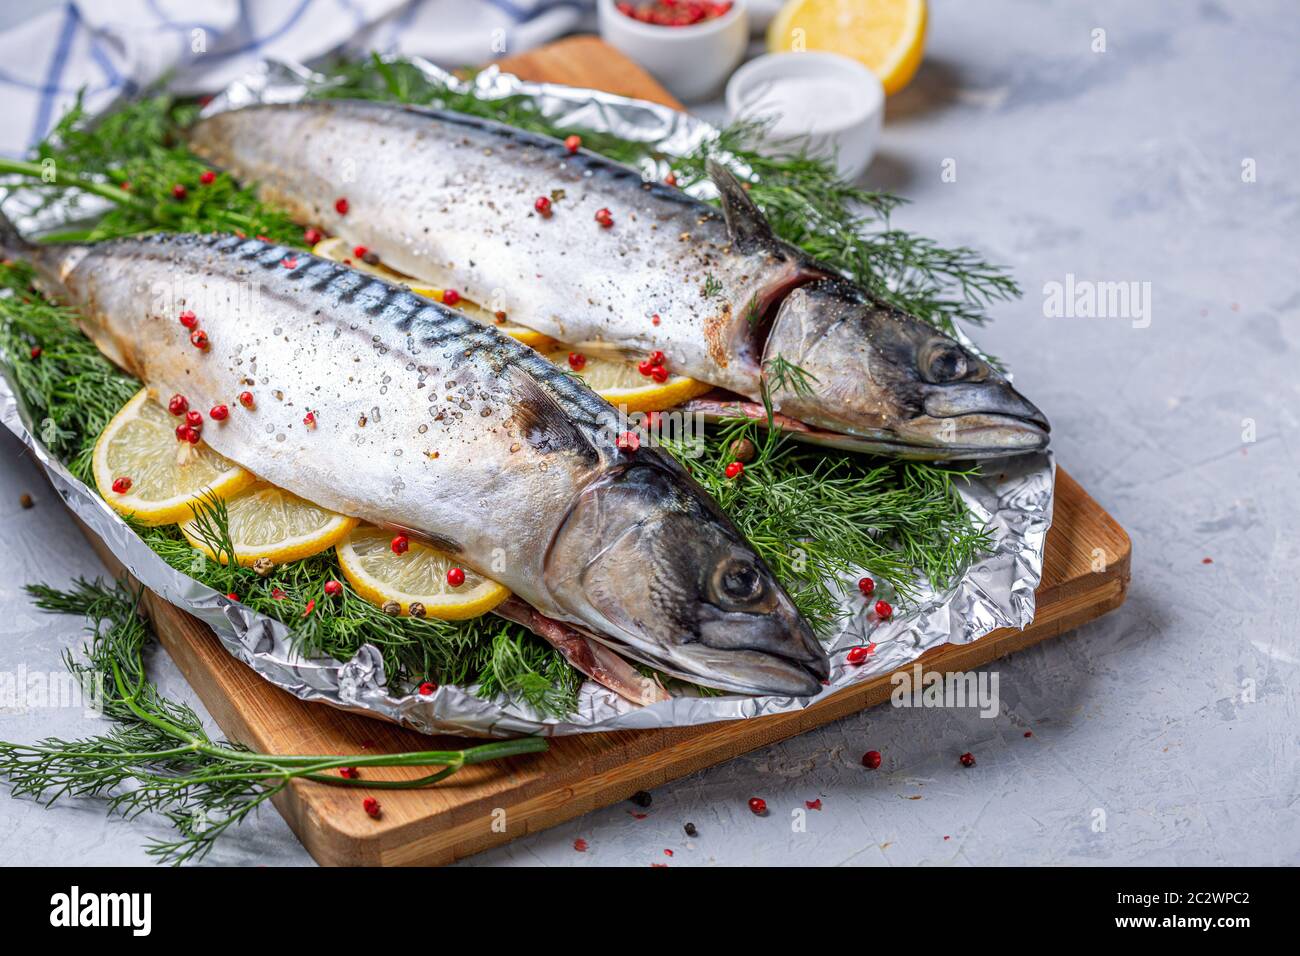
0, 58, 1056, 738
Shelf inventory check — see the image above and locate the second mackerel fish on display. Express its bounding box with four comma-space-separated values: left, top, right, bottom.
189, 100, 1050, 460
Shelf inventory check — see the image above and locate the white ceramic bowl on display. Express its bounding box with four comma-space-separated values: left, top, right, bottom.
725, 51, 885, 180
597, 0, 750, 103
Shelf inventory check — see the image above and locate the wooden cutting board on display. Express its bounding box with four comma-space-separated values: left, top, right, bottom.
76, 37, 1131, 866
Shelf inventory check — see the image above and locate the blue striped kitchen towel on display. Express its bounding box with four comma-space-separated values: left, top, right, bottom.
0, 0, 594, 157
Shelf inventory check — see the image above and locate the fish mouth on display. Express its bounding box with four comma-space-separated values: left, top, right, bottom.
679, 602, 829, 696
662, 643, 829, 697
896, 413, 1050, 457
828, 424, 1048, 460
569, 599, 830, 698
787, 407, 1049, 460
683, 392, 1049, 461
570, 558, 831, 698
608, 608, 829, 697
923, 381, 1050, 432
897, 381, 1051, 457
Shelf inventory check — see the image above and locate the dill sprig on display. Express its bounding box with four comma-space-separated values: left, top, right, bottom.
0, 93, 303, 245
683, 123, 1021, 339
136, 503, 583, 715
0, 579, 547, 865
762, 353, 819, 399
668, 421, 988, 632
0, 260, 138, 479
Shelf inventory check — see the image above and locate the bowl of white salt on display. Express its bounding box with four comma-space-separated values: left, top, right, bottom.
725, 51, 885, 181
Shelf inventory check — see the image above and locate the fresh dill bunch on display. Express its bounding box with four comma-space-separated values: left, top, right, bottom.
134, 498, 584, 716
475, 629, 584, 716
0, 261, 139, 480
667, 420, 990, 633
0, 256, 986, 708
0, 579, 547, 865
0, 55, 1021, 339
0, 217, 989, 711
317, 54, 642, 155
670, 121, 1020, 341
1, 93, 304, 245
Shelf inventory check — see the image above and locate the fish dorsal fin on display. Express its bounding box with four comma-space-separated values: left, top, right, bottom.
707, 159, 774, 253
508, 364, 600, 465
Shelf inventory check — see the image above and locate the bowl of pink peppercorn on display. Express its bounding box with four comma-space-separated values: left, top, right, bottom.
598, 0, 750, 103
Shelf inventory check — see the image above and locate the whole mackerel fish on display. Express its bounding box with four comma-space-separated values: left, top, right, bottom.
1, 222, 829, 698
189, 100, 1049, 459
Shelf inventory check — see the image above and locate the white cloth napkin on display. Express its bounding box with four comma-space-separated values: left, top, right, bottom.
0, 0, 595, 157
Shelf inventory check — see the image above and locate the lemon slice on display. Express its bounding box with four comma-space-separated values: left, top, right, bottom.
180, 482, 358, 566
92, 388, 254, 526
544, 347, 713, 413
768, 0, 927, 96
335, 526, 510, 620
310, 237, 553, 349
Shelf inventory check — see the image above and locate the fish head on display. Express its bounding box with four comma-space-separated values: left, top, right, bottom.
544, 456, 828, 698
763, 280, 1050, 459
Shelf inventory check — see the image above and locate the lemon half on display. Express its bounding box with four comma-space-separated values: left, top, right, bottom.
768, 0, 927, 96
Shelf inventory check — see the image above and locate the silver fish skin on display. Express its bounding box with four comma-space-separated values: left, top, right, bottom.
3, 225, 828, 697
189, 100, 1049, 459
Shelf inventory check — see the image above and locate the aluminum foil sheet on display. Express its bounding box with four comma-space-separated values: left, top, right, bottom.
0, 57, 1055, 738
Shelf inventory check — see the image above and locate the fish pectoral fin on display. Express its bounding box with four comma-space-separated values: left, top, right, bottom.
496, 597, 669, 706
707, 159, 775, 253
507, 364, 601, 464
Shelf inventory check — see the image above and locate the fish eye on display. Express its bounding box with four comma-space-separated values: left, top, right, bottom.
712, 558, 764, 608
921, 342, 969, 383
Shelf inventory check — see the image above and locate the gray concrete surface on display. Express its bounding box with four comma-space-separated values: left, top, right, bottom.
1, 0, 1296, 866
